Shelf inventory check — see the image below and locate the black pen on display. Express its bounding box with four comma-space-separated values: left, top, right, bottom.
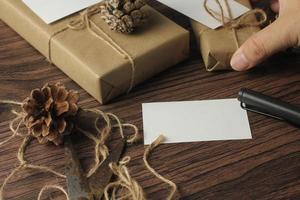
238, 88, 300, 127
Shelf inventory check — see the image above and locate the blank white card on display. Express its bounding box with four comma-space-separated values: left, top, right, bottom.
142, 99, 252, 145
156, 0, 250, 29
23, 0, 102, 24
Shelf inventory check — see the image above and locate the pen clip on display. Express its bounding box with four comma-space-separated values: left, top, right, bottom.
240, 102, 283, 120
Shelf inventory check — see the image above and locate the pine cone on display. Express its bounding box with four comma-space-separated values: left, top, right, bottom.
100, 0, 147, 33
22, 83, 79, 145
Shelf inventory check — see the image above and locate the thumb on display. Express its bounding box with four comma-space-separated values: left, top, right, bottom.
230, 18, 292, 71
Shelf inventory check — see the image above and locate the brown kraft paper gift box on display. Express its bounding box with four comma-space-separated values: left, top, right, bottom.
191, 0, 261, 71
0, 0, 189, 104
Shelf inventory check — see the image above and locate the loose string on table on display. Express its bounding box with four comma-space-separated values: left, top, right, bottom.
37, 185, 69, 200
0, 99, 176, 200
104, 156, 146, 200
103, 135, 177, 200
0, 100, 139, 199
76, 108, 140, 178
0, 100, 67, 200
0, 134, 66, 200
143, 135, 177, 200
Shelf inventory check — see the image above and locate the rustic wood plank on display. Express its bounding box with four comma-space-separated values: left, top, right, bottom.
0, 1, 300, 199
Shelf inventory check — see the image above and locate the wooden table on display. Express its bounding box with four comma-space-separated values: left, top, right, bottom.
1, 1, 300, 200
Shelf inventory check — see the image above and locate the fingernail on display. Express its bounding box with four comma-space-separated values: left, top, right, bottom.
230, 49, 249, 71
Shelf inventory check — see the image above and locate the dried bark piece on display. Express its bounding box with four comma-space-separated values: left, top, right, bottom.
88, 139, 126, 199
65, 137, 93, 200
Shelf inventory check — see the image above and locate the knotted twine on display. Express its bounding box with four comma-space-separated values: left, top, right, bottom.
0, 100, 139, 200
104, 135, 177, 200
203, 0, 267, 49
48, 4, 136, 93
104, 156, 146, 200
77, 109, 140, 178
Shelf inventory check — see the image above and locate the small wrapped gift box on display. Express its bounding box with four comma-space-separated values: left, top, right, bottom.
0, 0, 189, 104
191, 0, 262, 71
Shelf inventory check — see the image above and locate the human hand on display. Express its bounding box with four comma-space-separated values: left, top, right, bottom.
230, 0, 300, 71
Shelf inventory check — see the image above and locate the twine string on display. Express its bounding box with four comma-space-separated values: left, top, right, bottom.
203, 0, 267, 48
79, 109, 112, 178
0, 100, 28, 147
76, 109, 140, 178
0, 100, 23, 106
103, 134, 177, 200
143, 135, 177, 200
204, 0, 226, 24
0, 99, 141, 199
0, 115, 23, 146
1, 100, 172, 200
37, 185, 69, 200
107, 113, 140, 144
0, 135, 66, 200
47, 27, 69, 63
0, 101, 68, 199
49, 4, 136, 93
103, 156, 146, 200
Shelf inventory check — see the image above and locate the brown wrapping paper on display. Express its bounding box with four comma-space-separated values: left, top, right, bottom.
191, 0, 260, 71
0, 0, 189, 104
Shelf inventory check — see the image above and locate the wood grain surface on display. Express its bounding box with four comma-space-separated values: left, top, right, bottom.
0, 1, 300, 200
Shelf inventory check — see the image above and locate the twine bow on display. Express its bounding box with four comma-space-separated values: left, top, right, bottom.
203, 0, 267, 48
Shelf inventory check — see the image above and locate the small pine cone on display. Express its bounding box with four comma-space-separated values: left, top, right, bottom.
122, 15, 134, 29
113, 9, 124, 18
134, 0, 145, 9
108, 0, 119, 8
100, 0, 147, 33
123, 1, 135, 13
22, 83, 79, 146
130, 10, 143, 25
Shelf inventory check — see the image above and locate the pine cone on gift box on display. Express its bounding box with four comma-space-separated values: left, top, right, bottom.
22, 83, 79, 145
100, 0, 147, 33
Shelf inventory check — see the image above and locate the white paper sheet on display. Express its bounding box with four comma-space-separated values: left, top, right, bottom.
156, 0, 250, 29
22, 0, 103, 24
142, 99, 252, 145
